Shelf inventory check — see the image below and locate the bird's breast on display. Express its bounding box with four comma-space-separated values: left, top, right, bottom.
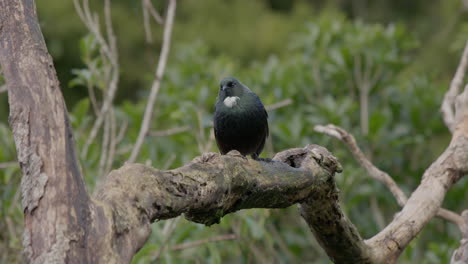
223, 96, 240, 108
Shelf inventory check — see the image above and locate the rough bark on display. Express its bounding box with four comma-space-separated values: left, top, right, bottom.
274, 147, 373, 263
451, 210, 468, 264
0, 0, 91, 263
89, 148, 342, 263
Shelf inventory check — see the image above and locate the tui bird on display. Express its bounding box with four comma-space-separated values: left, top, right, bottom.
214, 77, 269, 159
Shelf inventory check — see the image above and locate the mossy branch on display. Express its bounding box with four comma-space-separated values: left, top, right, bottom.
89, 146, 344, 262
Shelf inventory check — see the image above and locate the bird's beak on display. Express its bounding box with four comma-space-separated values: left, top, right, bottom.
221, 86, 228, 92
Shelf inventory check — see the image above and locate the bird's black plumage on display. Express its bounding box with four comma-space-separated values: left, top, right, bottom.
214, 77, 269, 159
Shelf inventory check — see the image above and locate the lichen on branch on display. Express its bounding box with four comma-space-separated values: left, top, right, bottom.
90, 146, 342, 261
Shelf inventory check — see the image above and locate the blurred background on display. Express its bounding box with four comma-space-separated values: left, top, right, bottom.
1, 0, 468, 263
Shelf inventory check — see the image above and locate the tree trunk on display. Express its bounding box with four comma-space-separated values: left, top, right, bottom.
0, 0, 91, 262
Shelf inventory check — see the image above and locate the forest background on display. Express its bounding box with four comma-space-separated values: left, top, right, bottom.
1, 0, 468, 263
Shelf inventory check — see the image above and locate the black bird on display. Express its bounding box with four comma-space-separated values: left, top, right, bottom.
214, 77, 269, 159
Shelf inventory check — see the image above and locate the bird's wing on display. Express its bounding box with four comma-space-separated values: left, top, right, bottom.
213, 109, 228, 155
253, 101, 269, 157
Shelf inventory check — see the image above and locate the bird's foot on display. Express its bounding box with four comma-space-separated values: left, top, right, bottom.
226, 150, 248, 160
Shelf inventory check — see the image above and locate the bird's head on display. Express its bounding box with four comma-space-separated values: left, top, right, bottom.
219, 77, 244, 97
218, 77, 248, 108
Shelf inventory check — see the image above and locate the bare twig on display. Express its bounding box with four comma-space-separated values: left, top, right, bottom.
0, 161, 18, 168
451, 210, 468, 263
86, 79, 99, 115
151, 217, 181, 261
142, 0, 152, 43
73, 0, 113, 62
265, 98, 293, 111
98, 113, 111, 177
353, 54, 383, 136
144, 0, 164, 24
196, 110, 207, 153
75, 0, 120, 158
141, 0, 163, 43
267, 224, 297, 262
115, 119, 128, 144
161, 153, 176, 170
128, 0, 177, 162
370, 196, 386, 230
442, 40, 468, 132
104, 0, 117, 57
105, 108, 117, 174
169, 234, 238, 251
314, 124, 465, 230
149, 125, 191, 137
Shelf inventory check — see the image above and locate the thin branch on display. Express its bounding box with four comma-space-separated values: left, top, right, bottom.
144, 0, 164, 24
196, 110, 207, 153
105, 108, 117, 174
314, 124, 465, 230
104, 0, 117, 58
169, 234, 238, 251
267, 224, 298, 262
141, 0, 164, 43
86, 79, 99, 115
152, 218, 181, 261
265, 98, 293, 111
128, 0, 177, 162
142, 0, 152, 43
115, 118, 128, 144
0, 161, 18, 168
451, 210, 468, 263
149, 125, 191, 137
442, 40, 468, 132
370, 196, 386, 230
98, 112, 111, 177
315, 124, 407, 206
161, 153, 176, 170
75, 0, 120, 158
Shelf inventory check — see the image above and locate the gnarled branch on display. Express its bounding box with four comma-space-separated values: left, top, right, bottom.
87, 147, 342, 263
442, 40, 468, 132
314, 124, 464, 230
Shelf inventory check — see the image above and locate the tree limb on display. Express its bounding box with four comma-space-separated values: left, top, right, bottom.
366, 85, 468, 263
314, 124, 464, 230
169, 234, 238, 251
0, 161, 18, 168
74, 0, 120, 158
264, 98, 293, 111
273, 146, 373, 263
452, 210, 468, 264
129, 0, 176, 162
89, 147, 343, 263
0, 0, 91, 262
442, 40, 468, 132
149, 125, 192, 137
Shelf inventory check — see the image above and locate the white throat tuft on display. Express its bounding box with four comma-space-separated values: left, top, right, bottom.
223, 96, 240, 108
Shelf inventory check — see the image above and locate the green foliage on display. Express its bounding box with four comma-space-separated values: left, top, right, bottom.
1, 1, 467, 263
77, 13, 464, 263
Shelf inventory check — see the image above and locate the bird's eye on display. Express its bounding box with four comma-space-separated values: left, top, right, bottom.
227, 81, 233, 87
